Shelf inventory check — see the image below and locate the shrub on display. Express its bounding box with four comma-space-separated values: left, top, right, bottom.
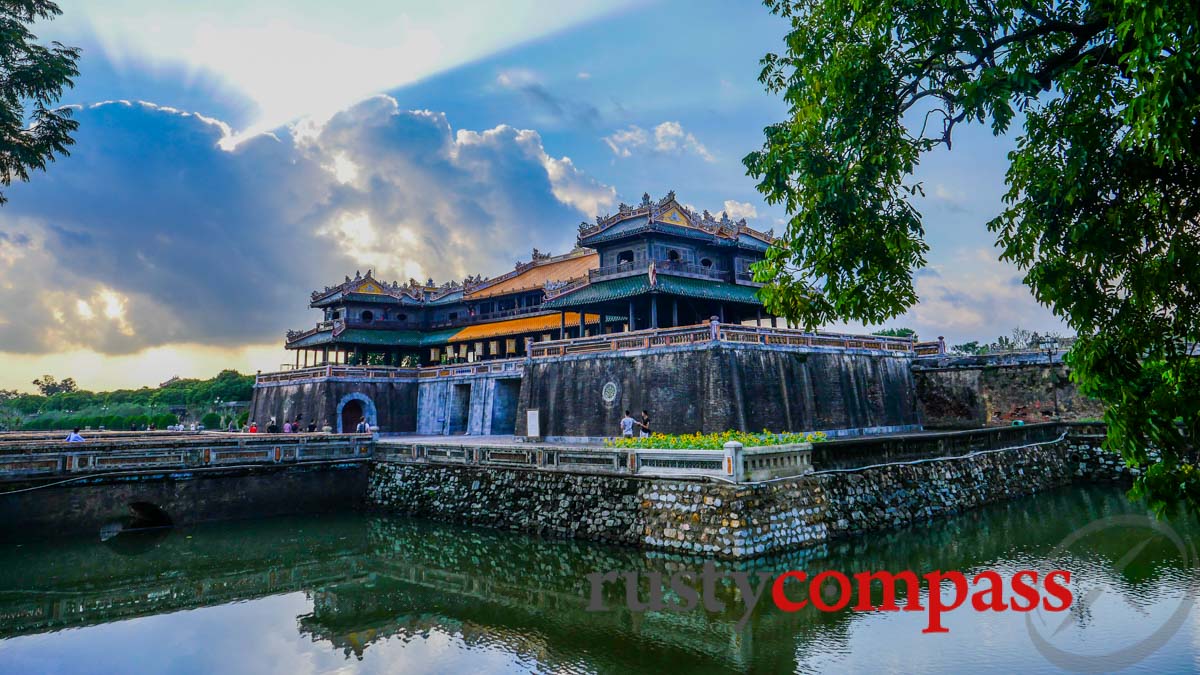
604, 430, 827, 450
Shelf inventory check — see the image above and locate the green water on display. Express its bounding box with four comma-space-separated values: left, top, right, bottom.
0, 485, 1197, 674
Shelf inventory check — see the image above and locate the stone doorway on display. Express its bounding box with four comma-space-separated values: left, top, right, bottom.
448, 383, 471, 434
341, 399, 364, 433
490, 379, 521, 435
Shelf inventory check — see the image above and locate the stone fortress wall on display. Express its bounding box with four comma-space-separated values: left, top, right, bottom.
368, 425, 1125, 559
913, 352, 1105, 428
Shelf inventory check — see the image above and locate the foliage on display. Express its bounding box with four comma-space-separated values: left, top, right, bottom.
200, 412, 221, 429
0, 370, 254, 429
871, 327, 916, 338
0, 0, 80, 205
951, 327, 1067, 355
31, 374, 76, 396
605, 430, 827, 450
747, 0, 1200, 513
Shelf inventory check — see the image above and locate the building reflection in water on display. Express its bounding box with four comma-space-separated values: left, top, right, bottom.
0, 485, 1192, 673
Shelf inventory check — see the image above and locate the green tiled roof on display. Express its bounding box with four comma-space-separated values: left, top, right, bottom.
542, 274, 761, 309
289, 329, 425, 348
287, 326, 478, 349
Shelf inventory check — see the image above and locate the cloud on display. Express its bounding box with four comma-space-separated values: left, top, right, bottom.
929, 183, 969, 213
577, 72, 591, 80
722, 200, 758, 220
653, 121, 713, 161
903, 249, 1065, 342
0, 95, 614, 356
602, 125, 648, 157
495, 68, 601, 128
602, 121, 713, 161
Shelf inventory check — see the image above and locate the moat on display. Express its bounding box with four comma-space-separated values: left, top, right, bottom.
1, 484, 1196, 674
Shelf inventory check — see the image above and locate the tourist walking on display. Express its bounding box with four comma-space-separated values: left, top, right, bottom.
620, 410, 635, 438
355, 417, 368, 433
283, 419, 293, 434
65, 428, 85, 442
249, 421, 258, 433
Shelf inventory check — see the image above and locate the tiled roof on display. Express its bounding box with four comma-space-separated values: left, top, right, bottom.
465, 251, 597, 300
448, 312, 599, 342
542, 274, 762, 309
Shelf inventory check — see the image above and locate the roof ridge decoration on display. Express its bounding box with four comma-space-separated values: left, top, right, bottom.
576, 190, 775, 245
310, 269, 464, 304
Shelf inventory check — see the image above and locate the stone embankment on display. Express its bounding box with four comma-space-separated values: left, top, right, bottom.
369, 425, 1130, 559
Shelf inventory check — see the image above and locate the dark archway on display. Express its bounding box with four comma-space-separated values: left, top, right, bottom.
341, 399, 364, 433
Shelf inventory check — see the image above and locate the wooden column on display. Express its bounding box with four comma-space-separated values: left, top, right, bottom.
628, 299, 635, 332
672, 299, 679, 327
560, 312, 566, 339
578, 311, 585, 337
650, 294, 658, 329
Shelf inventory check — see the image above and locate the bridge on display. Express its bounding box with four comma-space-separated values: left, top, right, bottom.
0, 431, 373, 538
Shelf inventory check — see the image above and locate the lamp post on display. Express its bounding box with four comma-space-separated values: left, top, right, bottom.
1039, 337, 1060, 419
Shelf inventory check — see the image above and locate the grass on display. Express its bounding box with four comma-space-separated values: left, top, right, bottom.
604, 430, 827, 450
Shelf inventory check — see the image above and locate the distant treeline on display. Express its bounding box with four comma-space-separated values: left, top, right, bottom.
0, 370, 254, 431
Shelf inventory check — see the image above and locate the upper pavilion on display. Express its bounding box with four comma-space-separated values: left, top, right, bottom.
281, 191, 777, 368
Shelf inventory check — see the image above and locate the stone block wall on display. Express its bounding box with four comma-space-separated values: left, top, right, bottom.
516, 342, 920, 439
913, 358, 1105, 428
250, 378, 418, 433
368, 430, 1132, 560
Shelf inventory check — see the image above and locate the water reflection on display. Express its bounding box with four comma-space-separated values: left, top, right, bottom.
0, 485, 1197, 674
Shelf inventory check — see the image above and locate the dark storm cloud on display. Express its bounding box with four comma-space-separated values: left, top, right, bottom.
0, 97, 613, 355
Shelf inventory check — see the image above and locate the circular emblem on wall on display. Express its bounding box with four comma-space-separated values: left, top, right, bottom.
601, 381, 619, 404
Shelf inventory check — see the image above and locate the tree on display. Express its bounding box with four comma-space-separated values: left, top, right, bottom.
1, 1, 80, 205
32, 374, 76, 396
746, 0, 1200, 514
872, 327, 916, 339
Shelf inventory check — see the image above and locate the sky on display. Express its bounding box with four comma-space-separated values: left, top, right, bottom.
0, 0, 1065, 392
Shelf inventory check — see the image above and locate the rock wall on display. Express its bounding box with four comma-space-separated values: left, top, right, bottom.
415, 375, 523, 436
516, 342, 920, 439
913, 358, 1105, 428
250, 378, 418, 433
368, 431, 1126, 559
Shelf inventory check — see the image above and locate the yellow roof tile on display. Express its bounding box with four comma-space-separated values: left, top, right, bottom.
448, 312, 598, 342
465, 251, 598, 300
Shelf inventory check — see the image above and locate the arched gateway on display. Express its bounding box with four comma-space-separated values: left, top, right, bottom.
336, 393, 377, 433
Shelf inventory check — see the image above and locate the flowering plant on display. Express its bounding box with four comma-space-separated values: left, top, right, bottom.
603, 429, 826, 450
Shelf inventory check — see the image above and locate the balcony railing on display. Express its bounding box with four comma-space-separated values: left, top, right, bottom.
255, 359, 527, 386
587, 259, 730, 284
426, 305, 550, 329
528, 322, 916, 358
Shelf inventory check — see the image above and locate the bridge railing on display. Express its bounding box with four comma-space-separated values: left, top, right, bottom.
0, 433, 374, 480
375, 440, 813, 484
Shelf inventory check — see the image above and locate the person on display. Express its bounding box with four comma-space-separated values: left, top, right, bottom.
267, 417, 279, 434
65, 428, 85, 442
249, 421, 258, 433
283, 419, 293, 434
355, 417, 368, 434
307, 421, 317, 433
638, 410, 652, 438
293, 417, 303, 433
227, 420, 237, 433
620, 410, 635, 438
